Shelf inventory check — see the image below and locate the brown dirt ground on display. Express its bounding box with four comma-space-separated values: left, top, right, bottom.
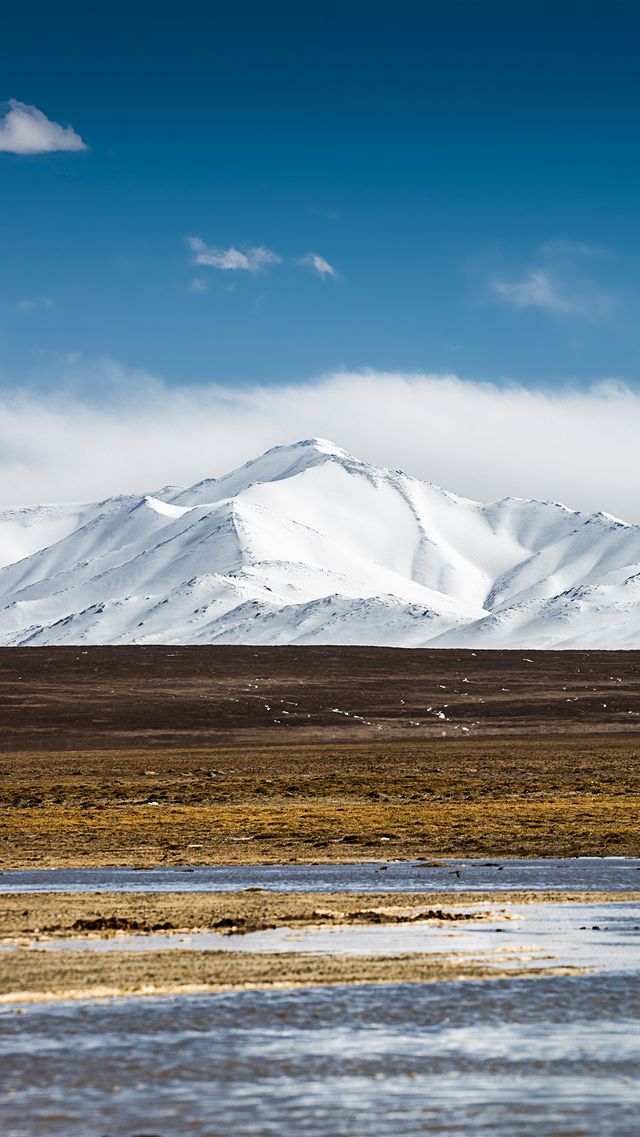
2, 645, 640, 749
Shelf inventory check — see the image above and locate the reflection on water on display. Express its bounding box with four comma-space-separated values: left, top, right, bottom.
1, 856, 640, 894
1, 975, 640, 1136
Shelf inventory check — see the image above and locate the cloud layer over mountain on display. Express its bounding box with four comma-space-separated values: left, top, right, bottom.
1, 367, 639, 522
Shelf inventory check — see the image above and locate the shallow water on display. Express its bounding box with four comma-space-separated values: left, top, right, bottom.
2, 856, 639, 894
2, 975, 639, 1136
3, 866, 640, 1135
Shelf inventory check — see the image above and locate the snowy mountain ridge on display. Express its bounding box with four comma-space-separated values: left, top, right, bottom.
2, 437, 640, 648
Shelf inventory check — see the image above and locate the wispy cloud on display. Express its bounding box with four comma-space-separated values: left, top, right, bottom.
298, 253, 339, 279
187, 236, 281, 273
16, 296, 55, 312
0, 99, 87, 155
187, 237, 338, 282
539, 239, 611, 260
493, 270, 576, 314
492, 239, 615, 319
188, 277, 209, 293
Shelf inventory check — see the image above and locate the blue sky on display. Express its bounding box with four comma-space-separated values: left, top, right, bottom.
1, 0, 639, 393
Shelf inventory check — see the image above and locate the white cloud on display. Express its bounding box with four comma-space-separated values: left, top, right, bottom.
0, 99, 87, 155
188, 277, 208, 293
3, 366, 640, 522
493, 270, 577, 314
299, 253, 338, 279
187, 238, 338, 280
187, 236, 281, 273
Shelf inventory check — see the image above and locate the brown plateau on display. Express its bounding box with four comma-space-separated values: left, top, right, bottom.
1, 645, 639, 866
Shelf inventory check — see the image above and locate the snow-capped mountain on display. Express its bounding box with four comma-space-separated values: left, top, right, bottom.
2, 437, 640, 648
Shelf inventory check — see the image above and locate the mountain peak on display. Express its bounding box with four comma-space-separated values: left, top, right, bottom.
4, 443, 640, 649
245, 436, 355, 471
291, 437, 351, 457
171, 437, 357, 507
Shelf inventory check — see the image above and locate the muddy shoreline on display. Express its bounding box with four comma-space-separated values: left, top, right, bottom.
2, 888, 638, 942
0, 888, 628, 1002
0, 947, 581, 1004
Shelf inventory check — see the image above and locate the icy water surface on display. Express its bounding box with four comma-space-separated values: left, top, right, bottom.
2, 856, 639, 893
2, 975, 640, 1136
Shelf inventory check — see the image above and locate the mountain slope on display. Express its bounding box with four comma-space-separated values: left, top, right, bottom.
2, 438, 640, 648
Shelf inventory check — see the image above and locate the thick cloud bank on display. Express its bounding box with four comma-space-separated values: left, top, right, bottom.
1, 368, 639, 519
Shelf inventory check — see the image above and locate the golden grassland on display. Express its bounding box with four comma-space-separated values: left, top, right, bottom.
1, 738, 639, 867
